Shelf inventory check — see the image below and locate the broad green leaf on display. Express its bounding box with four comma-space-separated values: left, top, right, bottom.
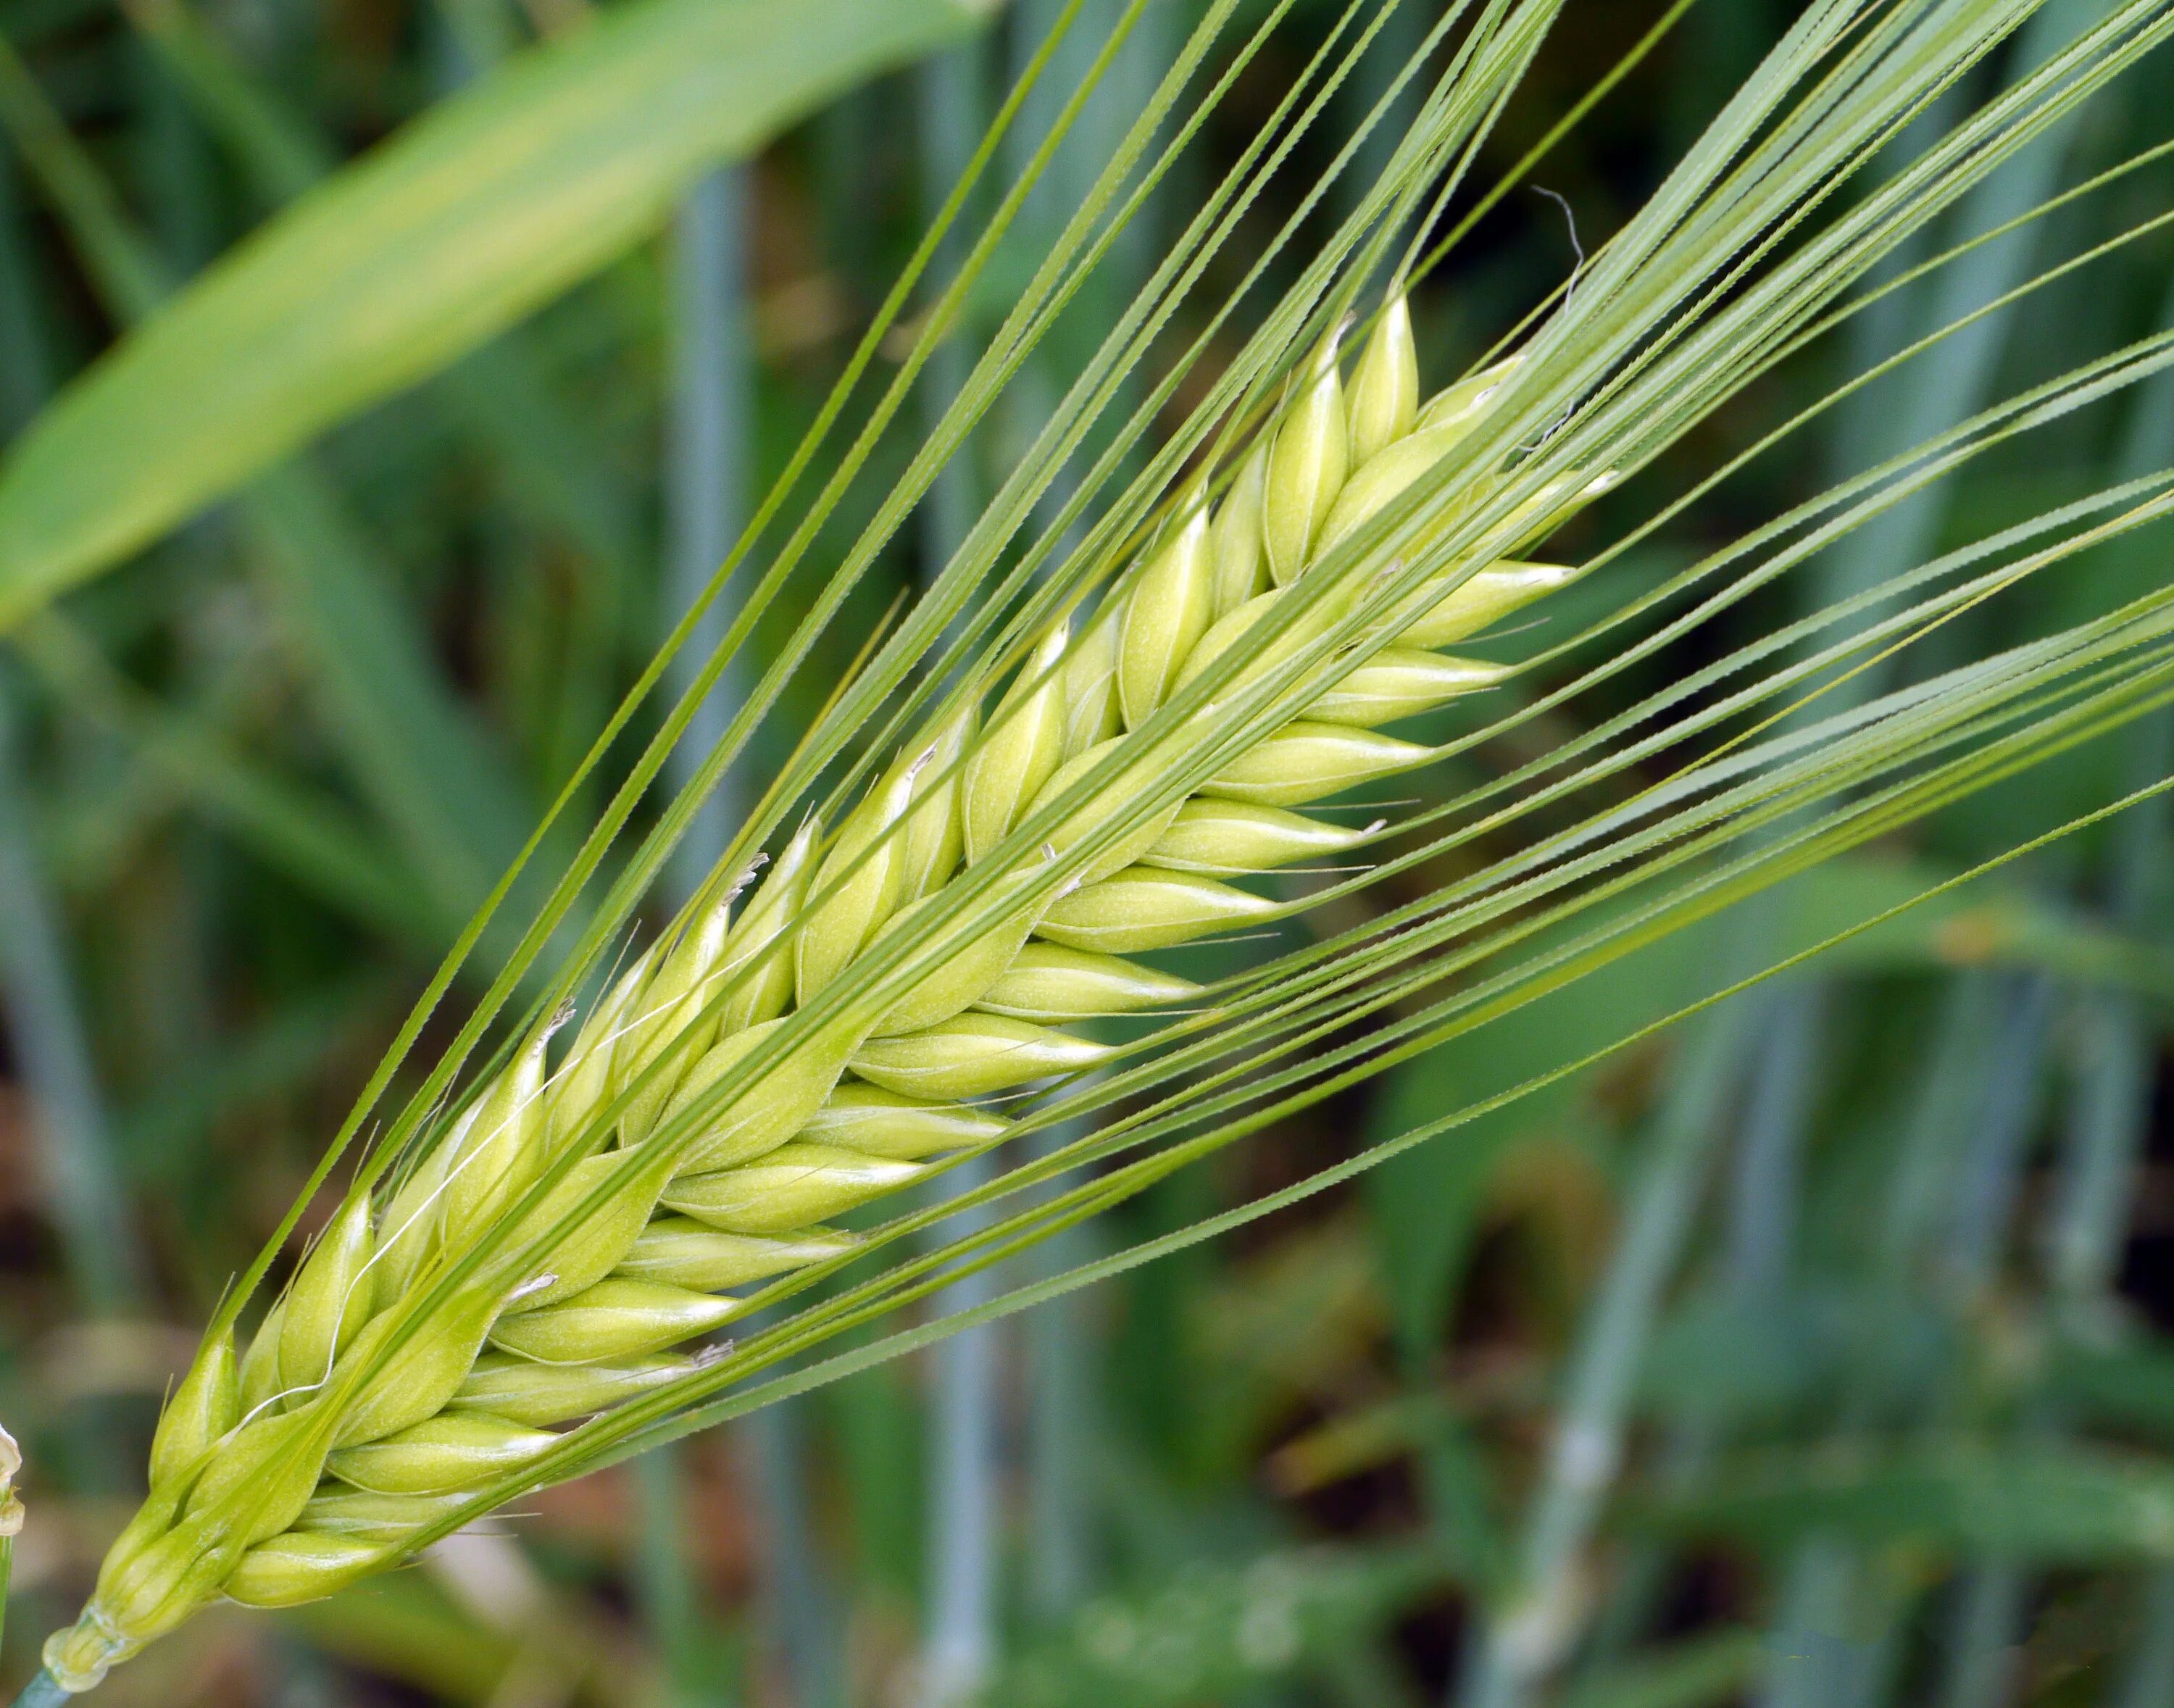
0, 0, 997, 623
0, 30, 569, 939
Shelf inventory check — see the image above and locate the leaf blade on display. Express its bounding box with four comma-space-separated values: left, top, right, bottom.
0, 0, 991, 622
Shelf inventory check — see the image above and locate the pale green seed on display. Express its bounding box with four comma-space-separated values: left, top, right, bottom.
236, 1300, 287, 1418
1394, 559, 1582, 649
326, 1412, 557, 1496
662, 1143, 926, 1236
280, 1193, 376, 1397
372, 1136, 452, 1301
330, 1282, 503, 1448
796, 765, 918, 1003
1307, 649, 1508, 727
1208, 443, 1269, 617
616, 1217, 859, 1291
619, 884, 736, 1080
226, 1533, 387, 1608
1059, 609, 1125, 757
180, 1406, 329, 1547
1118, 486, 1215, 728
716, 820, 818, 1031
894, 704, 975, 901
800, 1081, 1007, 1159
493, 1148, 678, 1309
1141, 799, 1365, 873
1415, 354, 1520, 431
973, 941, 1199, 1020
491, 1277, 741, 1365
1023, 738, 1184, 889
544, 952, 651, 1155
964, 624, 1070, 863
291, 1486, 470, 1543
1035, 868, 1275, 954
862, 866, 1049, 1036
438, 1025, 554, 1255
450, 1351, 694, 1427
148, 1332, 237, 1493
1315, 417, 1475, 559
1201, 721, 1434, 807
849, 1014, 1110, 1099
1173, 586, 1354, 707
617, 889, 740, 1145
1264, 329, 1349, 586
657, 1016, 856, 1175
65, 1516, 219, 1669
1346, 295, 1417, 466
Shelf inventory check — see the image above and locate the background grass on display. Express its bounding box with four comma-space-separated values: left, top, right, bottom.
4, 1, 2174, 1704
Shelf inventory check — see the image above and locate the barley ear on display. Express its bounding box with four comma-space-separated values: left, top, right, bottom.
235, 1299, 287, 1417
963, 623, 1070, 862
1059, 609, 1125, 756
44, 230, 1627, 1683
1264, 327, 1349, 586
147, 1333, 238, 1491
438, 1022, 555, 1252
796, 763, 918, 1001
1346, 295, 1417, 465
278, 1193, 376, 1397
896, 704, 976, 900
1208, 443, 1268, 617
716, 819, 819, 1030
1117, 482, 1215, 728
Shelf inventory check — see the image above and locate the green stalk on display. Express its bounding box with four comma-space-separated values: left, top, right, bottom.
917, 37, 1000, 1705
0, 678, 150, 1320
656, 137, 763, 1705
1457, 976, 1758, 1708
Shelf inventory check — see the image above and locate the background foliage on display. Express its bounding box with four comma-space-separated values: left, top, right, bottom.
2, 1, 2174, 1704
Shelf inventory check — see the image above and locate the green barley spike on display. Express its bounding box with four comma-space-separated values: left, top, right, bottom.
43, 291, 1599, 1686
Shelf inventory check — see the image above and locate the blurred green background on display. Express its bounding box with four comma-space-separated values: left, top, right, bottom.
4, 1, 2174, 1704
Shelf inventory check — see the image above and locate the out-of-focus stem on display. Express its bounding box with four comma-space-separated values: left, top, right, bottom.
665, 167, 751, 903
0, 678, 150, 1318
654, 160, 785, 1707
1458, 995, 1752, 1708
923, 1152, 1001, 1707
916, 36, 1001, 1706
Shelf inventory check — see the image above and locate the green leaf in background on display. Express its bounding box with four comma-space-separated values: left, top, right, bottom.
1362, 849, 2172, 1361
0, 0, 997, 623
1558, 1630, 1765, 1708
1639, 1444, 2174, 1565
973, 1545, 1444, 1708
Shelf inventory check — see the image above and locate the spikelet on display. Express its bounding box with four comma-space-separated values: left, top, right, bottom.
48, 301, 1600, 1690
